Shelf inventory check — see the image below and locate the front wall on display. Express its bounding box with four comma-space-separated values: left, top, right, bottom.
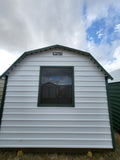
0, 49, 113, 148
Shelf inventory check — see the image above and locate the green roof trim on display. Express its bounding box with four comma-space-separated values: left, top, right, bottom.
0, 44, 113, 79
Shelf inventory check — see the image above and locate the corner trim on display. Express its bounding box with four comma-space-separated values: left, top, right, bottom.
105, 77, 115, 151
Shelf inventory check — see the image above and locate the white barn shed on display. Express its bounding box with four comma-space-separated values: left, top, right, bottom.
0, 44, 115, 151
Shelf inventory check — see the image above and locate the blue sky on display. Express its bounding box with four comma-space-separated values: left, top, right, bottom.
42, 76, 72, 85
0, 0, 120, 75
86, 7, 120, 46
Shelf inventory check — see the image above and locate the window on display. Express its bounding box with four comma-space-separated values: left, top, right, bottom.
38, 66, 74, 107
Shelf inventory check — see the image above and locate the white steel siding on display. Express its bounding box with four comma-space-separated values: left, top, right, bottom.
0, 49, 113, 148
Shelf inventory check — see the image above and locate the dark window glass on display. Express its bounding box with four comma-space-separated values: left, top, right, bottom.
39, 67, 73, 105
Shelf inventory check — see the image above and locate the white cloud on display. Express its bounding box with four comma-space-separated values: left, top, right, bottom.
96, 30, 104, 39
104, 46, 120, 72
114, 24, 120, 33
84, 0, 112, 27
0, 50, 20, 75
0, 0, 120, 75
98, 34, 104, 39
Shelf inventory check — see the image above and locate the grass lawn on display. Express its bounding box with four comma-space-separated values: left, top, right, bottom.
0, 130, 120, 160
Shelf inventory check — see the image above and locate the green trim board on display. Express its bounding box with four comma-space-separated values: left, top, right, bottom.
0, 44, 113, 80
38, 66, 74, 107
105, 77, 115, 151
0, 79, 5, 105
0, 76, 8, 127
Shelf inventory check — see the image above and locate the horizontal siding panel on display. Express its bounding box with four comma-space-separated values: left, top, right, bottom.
1, 125, 110, 133
75, 86, 106, 91
3, 107, 108, 113
5, 97, 107, 103
14, 61, 96, 67
8, 84, 109, 89
10, 70, 39, 76
7, 81, 39, 86
5, 97, 37, 103
3, 106, 107, 110
0, 140, 112, 148
6, 91, 37, 96
4, 102, 36, 107
6, 96, 107, 103
2, 119, 110, 126
2, 113, 109, 120
6, 86, 38, 92
75, 97, 107, 102
8, 75, 104, 82
20, 56, 90, 62
22, 54, 89, 62
7, 78, 105, 85
6, 91, 106, 97
15, 65, 99, 72
75, 66, 100, 71
76, 91, 106, 97
0, 144, 113, 149
0, 132, 111, 139
5, 102, 107, 108
8, 75, 39, 81
75, 81, 105, 86
9, 71, 103, 77
14, 66, 101, 74
7, 79, 105, 85
75, 71, 103, 77
75, 76, 105, 81
4, 102, 108, 108
76, 102, 107, 105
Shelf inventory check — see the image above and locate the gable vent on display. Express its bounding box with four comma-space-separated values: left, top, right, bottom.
53, 51, 63, 56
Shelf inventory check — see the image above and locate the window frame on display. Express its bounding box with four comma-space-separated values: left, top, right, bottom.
38, 66, 74, 107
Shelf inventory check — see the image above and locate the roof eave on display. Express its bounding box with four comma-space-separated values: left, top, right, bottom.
0, 44, 113, 80
89, 54, 113, 80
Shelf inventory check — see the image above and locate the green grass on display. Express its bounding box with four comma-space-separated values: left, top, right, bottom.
0, 130, 120, 160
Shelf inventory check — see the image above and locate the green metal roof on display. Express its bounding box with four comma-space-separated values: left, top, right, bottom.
0, 44, 113, 79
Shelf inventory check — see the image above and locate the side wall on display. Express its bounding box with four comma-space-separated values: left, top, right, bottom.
108, 82, 120, 132
0, 49, 113, 148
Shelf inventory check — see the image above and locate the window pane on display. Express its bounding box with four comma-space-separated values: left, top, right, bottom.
40, 67, 73, 105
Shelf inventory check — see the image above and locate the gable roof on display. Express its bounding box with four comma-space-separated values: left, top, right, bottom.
0, 44, 113, 79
